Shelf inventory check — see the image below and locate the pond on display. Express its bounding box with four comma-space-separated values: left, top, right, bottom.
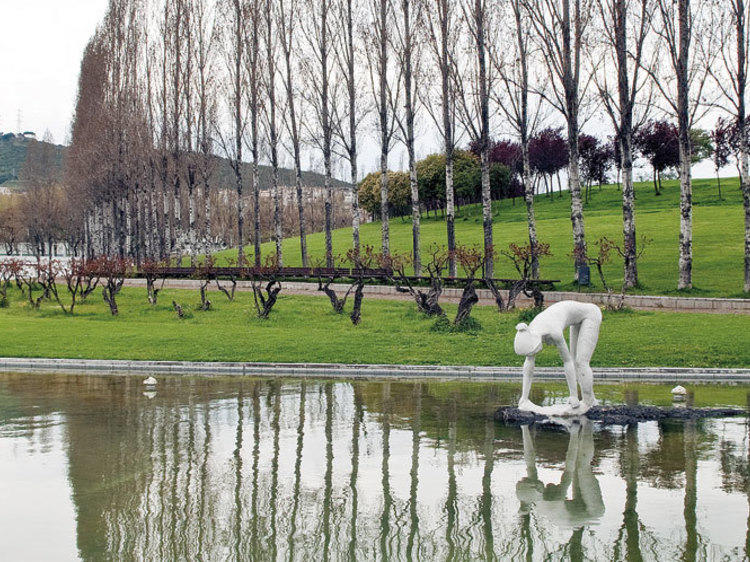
0, 372, 748, 561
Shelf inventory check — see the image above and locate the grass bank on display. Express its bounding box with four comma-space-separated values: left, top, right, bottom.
0, 286, 747, 368
215, 177, 748, 298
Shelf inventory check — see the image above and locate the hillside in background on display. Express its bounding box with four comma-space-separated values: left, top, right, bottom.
215, 176, 747, 298
0, 133, 351, 192
0, 134, 64, 188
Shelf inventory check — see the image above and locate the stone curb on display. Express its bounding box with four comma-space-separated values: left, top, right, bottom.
121, 278, 750, 314
1, 357, 749, 383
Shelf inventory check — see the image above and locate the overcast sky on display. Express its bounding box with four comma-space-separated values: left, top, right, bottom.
1, 1, 725, 179
1, 1, 109, 144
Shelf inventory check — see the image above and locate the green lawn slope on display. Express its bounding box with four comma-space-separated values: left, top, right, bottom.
216, 176, 748, 298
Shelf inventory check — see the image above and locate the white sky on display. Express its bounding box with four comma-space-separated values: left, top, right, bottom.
0, 1, 723, 179
0, 1, 109, 144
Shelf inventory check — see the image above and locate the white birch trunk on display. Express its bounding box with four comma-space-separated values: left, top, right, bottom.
480, 149, 493, 278
522, 144, 539, 279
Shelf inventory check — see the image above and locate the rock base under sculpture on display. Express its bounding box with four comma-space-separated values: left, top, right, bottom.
494, 404, 746, 427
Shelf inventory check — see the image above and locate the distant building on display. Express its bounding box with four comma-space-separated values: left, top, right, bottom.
21, 131, 36, 140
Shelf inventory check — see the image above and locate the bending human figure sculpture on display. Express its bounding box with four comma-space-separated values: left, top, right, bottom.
514, 300, 602, 415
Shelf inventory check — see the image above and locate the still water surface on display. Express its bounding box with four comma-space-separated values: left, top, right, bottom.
0, 373, 749, 561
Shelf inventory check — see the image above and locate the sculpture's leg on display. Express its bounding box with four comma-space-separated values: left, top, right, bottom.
556, 339, 580, 409
521, 425, 538, 479
556, 423, 578, 495
519, 356, 535, 410
574, 420, 605, 518
569, 322, 580, 385
575, 317, 601, 407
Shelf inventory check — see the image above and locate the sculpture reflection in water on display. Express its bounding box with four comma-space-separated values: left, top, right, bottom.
516, 419, 605, 528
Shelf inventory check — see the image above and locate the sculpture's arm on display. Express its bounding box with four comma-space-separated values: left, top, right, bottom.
520, 355, 535, 406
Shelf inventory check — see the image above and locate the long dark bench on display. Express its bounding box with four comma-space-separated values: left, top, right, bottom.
142, 266, 560, 288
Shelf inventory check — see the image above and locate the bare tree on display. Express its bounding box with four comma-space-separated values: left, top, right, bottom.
156, 0, 173, 258
246, 0, 263, 266
594, 0, 655, 289
68, 0, 146, 261
711, 0, 750, 292
332, 0, 366, 254
364, 0, 399, 258
393, 0, 423, 274
169, 0, 185, 254
182, 0, 199, 264
524, 0, 592, 274
423, 0, 459, 276
491, 0, 545, 278
301, 0, 338, 267
455, 0, 494, 278
217, 0, 250, 265
262, 0, 283, 266
278, 0, 309, 267
190, 0, 219, 255
20, 135, 65, 260
649, 0, 713, 289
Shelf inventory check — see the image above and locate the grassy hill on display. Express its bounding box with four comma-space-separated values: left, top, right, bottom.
216, 176, 748, 298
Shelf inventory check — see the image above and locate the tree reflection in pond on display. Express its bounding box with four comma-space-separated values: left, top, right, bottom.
0, 373, 749, 561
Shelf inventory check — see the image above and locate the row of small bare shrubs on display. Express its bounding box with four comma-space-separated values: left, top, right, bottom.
0, 240, 560, 327
0, 256, 127, 315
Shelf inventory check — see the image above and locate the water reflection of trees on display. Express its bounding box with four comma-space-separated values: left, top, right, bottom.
0, 374, 748, 560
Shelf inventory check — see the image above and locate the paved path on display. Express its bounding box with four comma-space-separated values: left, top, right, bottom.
122, 278, 750, 314
1, 357, 748, 382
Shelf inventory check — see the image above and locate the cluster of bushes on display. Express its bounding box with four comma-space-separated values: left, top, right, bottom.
358, 150, 517, 219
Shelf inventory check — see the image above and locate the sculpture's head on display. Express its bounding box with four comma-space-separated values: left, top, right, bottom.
514, 323, 543, 356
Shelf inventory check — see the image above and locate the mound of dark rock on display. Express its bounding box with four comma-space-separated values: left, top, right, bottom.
494, 404, 746, 427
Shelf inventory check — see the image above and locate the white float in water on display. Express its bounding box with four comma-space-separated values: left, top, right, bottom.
671, 385, 687, 401
143, 376, 157, 386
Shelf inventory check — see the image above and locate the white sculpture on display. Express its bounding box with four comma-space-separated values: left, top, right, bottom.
514, 300, 602, 416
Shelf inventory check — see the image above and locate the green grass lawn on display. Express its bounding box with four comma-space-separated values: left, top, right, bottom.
0, 286, 747, 368
216, 176, 748, 298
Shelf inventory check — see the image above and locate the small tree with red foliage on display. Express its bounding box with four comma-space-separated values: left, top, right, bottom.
634, 120, 680, 195
529, 128, 569, 197
16, 260, 53, 309
711, 119, 733, 200
579, 134, 614, 202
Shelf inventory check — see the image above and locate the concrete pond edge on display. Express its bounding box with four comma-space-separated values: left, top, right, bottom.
1, 357, 749, 383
